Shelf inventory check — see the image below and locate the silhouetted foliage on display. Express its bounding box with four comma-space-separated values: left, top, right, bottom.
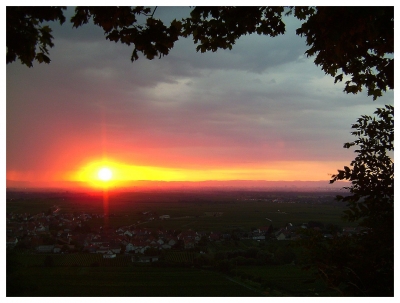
330, 105, 394, 232
6, 6, 393, 99
288, 7, 393, 100
274, 246, 296, 265
181, 7, 286, 52
303, 106, 394, 296
6, 6, 66, 66
71, 6, 182, 62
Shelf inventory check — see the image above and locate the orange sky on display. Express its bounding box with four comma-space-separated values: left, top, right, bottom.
6, 153, 347, 189
6, 7, 393, 189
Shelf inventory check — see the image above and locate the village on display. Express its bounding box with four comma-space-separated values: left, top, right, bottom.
6, 204, 363, 261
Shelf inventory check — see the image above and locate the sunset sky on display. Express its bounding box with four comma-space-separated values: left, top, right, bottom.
6, 6, 394, 189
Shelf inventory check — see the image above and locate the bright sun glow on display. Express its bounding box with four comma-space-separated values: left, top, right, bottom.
69, 158, 341, 189
98, 167, 113, 181
72, 159, 185, 188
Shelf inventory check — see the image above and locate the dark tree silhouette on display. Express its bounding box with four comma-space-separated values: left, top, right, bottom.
302, 106, 394, 296
289, 7, 393, 100
6, 6, 394, 100
330, 105, 394, 231
6, 6, 66, 66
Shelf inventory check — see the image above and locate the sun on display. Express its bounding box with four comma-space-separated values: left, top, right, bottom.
97, 167, 113, 181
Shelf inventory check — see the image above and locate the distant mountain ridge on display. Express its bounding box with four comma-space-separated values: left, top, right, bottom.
6, 179, 349, 192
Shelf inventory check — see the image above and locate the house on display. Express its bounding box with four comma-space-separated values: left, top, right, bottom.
252, 235, 266, 241
258, 226, 270, 233
35, 224, 48, 232
96, 246, 110, 254
167, 238, 177, 246
276, 232, 287, 240
275, 229, 293, 240
184, 239, 195, 249
252, 228, 266, 240
209, 232, 221, 241
130, 240, 150, 254
132, 256, 159, 263
125, 242, 135, 252
124, 230, 133, 237
132, 228, 152, 237
110, 246, 121, 254
178, 230, 199, 242
103, 250, 116, 258
36, 245, 55, 253
136, 246, 150, 254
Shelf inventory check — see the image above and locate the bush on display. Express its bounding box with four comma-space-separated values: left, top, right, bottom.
274, 246, 295, 265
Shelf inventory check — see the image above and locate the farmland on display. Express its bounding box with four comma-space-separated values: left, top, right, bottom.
8, 252, 332, 296
6, 189, 351, 231
14, 253, 132, 267
9, 264, 262, 296
7, 189, 349, 297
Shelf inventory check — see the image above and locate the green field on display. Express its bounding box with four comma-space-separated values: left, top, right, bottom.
8, 252, 335, 297
164, 251, 196, 264
9, 262, 262, 296
234, 264, 336, 296
138, 202, 348, 231
13, 253, 132, 267
7, 190, 351, 231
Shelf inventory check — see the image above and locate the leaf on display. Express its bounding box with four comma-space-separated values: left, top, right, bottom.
334, 74, 343, 83
35, 53, 50, 64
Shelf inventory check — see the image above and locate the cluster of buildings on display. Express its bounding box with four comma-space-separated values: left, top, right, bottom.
6, 207, 361, 257
6, 208, 240, 255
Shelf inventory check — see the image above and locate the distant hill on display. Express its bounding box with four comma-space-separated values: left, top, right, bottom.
122, 180, 349, 191
6, 179, 349, 192
5, 179, 32, 188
